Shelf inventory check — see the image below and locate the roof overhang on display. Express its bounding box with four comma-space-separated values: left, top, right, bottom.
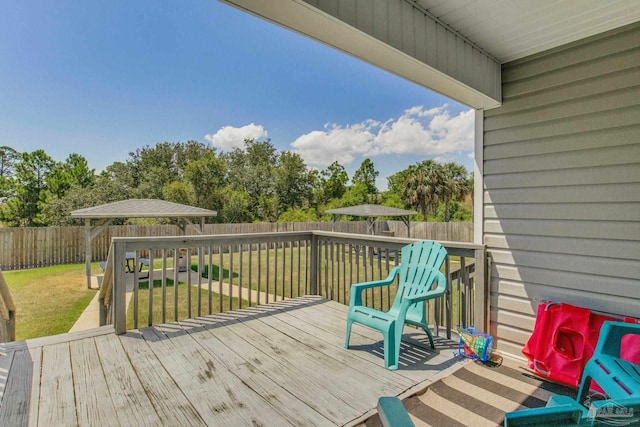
221, 0, 502, 109
220, 0, 640, 110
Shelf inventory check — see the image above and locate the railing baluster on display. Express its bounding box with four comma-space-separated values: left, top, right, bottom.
133, 251, 139, 330
375, 248, 381, 310
385, 249, 390, 310
348, 244, 353, 303
274, 242, 279, 301
162, 248, 167, 324
257, 243, 262, 305
229, 245, 234, 311
239, 243, 243, 309
296, 240, 302, 297
248, 243, 253, 307
186, 247, 192, 320
208, 247, 213, 315
329, 242, 335, 301
445, 256, 452, 339
266, 243, 271, 303
148, 250, 154, 326
196, 246, 202, 318
173, 248, 179, 322
336, 242, 341, 304
309, 236, 317, 295
281, 241, 286, 298
323, 240, 329, 299
218, 246, 223, 313
341, 243, 346, 305
289, 241, 293, 298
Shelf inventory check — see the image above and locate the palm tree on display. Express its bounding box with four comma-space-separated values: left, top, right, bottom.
401, 160, 442, 221
439, 162, 471, 222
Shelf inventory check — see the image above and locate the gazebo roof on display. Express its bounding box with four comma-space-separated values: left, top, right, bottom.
71, 199, 217, 219
325, 204, 416, 218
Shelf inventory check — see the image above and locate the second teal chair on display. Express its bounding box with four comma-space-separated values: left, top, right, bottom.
344, 241, 448, 370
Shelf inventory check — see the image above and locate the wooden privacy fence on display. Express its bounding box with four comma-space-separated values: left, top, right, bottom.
0, 221, 472, 271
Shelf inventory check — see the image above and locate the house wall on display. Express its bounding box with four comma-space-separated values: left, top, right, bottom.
483, 23, 640, 357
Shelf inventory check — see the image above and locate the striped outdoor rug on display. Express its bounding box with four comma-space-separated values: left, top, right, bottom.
364, 358, 576, 427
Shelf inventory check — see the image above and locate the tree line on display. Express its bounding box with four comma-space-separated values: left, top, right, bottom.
0, 141, 472, 227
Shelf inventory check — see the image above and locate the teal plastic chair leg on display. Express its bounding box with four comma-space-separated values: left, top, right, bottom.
344, 319, 353, 349
384, 326, 398, 370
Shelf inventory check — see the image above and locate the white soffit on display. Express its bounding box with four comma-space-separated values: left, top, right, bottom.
414, 0, 640, 63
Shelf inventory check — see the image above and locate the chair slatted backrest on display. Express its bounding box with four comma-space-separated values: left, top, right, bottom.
392, 241, 447, 309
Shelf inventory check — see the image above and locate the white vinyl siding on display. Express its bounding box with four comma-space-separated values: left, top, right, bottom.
483, 23, 640, 358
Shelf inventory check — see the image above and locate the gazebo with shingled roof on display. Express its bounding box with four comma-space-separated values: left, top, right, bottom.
71, 199, 217, 288
325, 204, 416, 237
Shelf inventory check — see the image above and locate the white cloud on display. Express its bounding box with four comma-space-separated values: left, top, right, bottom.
291, 105, 474, 166
205, 123, 268, 151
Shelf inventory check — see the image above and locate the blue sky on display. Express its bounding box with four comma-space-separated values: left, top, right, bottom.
1, 0, 474, 190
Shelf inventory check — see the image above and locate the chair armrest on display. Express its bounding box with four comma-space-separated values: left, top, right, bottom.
596, 321, 640, 358
349, 266, 400, 307
405, 271, 447, 303
377, 397, 415, 427
504, 402, 586, 427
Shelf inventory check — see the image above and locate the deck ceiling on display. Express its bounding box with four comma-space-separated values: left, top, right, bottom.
414, 0, 640, 63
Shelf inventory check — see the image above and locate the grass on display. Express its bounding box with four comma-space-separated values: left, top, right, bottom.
138, 278, 175, 289
2, 263, 99, 340
190, 263, 238, 280
127, 283, 246, 329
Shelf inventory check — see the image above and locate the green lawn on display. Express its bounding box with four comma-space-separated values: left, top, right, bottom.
127, 282, 246, 329
2, 263, 98, 340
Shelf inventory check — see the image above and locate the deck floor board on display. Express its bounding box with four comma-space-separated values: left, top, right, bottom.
70, 338, 116, 426
0, 296, 464, 426
176, 318, 335, 427
94, 333, 163, 426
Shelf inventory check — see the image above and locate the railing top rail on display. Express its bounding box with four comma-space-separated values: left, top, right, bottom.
112, 231, 315, 250
311, 231, 484, 253
110, 230, 483, 257
111, 230, 483, 248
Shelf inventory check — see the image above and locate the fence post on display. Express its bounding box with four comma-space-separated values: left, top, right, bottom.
310, 233, 318, 295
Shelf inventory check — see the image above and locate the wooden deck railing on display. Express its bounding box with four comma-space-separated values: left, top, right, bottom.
0, 268, 16, 342
99, 231, 487, 337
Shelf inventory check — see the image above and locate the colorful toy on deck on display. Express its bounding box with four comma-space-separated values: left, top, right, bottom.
456, 326, 494, 362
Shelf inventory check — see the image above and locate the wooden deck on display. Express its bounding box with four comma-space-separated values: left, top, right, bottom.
0, 296, 464, 426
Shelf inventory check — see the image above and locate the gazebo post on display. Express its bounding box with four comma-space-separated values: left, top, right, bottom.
367, 217, 375, 235
402, 216, 411, 237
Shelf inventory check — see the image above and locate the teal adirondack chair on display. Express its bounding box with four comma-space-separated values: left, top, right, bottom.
505, 321, 640, 426
344, 241, 448, 370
